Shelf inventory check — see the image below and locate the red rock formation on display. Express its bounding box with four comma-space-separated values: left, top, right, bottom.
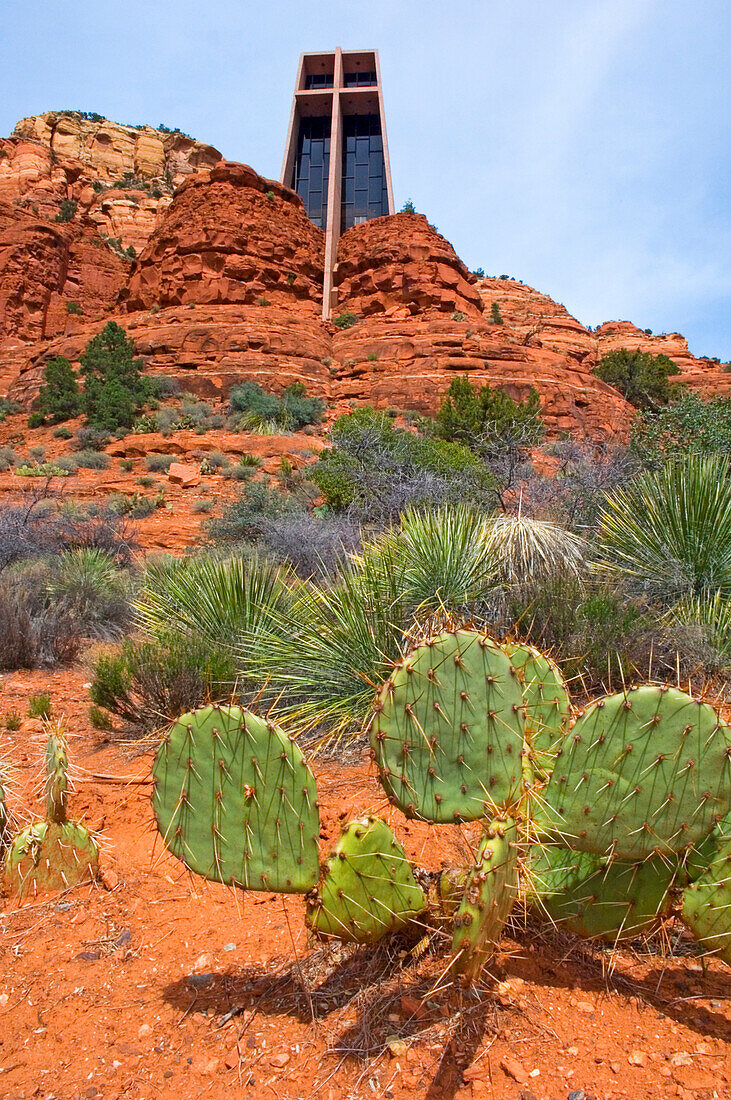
123, 162, 325, 311
335, 213, 483, 318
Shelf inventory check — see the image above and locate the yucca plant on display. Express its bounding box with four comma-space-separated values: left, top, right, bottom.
597, 454, 731, 603
245, 505, 499, 739
485, 512, 585, 586
135, 553, 294, 668
666, 589, 731, 666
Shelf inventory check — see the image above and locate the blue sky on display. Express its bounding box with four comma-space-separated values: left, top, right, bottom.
2, 0, 729, 358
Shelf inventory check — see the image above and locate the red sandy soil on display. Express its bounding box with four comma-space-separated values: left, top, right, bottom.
0, 663, 729, 1100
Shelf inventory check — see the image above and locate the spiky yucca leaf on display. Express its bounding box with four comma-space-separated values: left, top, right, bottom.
366, 504, 498, 613
597, 455, 731, 603
243, 542, 408, 739
135, 554, 293, 666
485, 514, 585, 586
667, 590, 731, 664
244, 505, 505, 740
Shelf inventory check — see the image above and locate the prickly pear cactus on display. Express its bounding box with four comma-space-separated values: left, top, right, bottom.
451, 817, 518, 984
540, 686, 731, 860
502, 642, 570, 779
685, 811, 731, 883
371, 630, 526, 823
153, 704, 320, 893
305, 816, 426, 943
44, 723, 69, 824
528, 846, 677, 942
4, 821, 99, 898
681, 834, 731, 965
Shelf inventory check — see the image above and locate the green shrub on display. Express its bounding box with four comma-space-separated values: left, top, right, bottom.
207, 481, 301, 542
0, 398, 20, 422
53, 200, 77, 223
309, 406, 495, 520
54, 456, 79, 474
0, 446, 15, 471
631, 391, 731, 463
36, 356, 82, 424
450, 311, 466, 322
199, 451, 229, 473
332, 311, 358, 330
53, 426, 73, 440
433, 375, 543, 450
229, 382, 325, 433
66, 302, 83, 316
89, 634, 236, 732
593, 348, 681, 409
192, 499, 214, 513
73, 450, 111, 470
145, 454, 174, 472
120, 458, 134, 472
490, 302, 503, 324
5, 711, 21, 731
28, 693, 52, 719
80, 321, 150, 432
400, 199, 416, 213
74, 426, 111, 451
88, 704, 114, 730
27, 413, 44, 429
137, 476, 157, 488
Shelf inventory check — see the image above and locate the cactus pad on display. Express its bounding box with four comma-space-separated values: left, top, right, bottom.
685, 811, 731, 883
371, 630, 526, 823
153, 704, 320, 893
44, 723, 69, 824
528, 846, 677, 941
4, 821, 99, 897
451, 817, 518, 983
681, 834, 731, 964
540, 686, 731, 860
305, 816, 426, 943
502, 642, 570, 778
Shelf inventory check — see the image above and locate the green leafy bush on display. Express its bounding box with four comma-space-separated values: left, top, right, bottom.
592, 348, 681, 409
36, 357, 82, 424
229, 381, 325, 433
72, 450, 111, 470
332, 311, 358, 330
0, 398, 20, 422
208, 481, 301, 542
53, 200, 77, 223
80, 321, 150, 431
310, 406, 495, 520
28, 693, 52, 718
433, 375, 543, 450
631, 391, 731, 462
145, 454, 174, 473
89, 634, 236, 732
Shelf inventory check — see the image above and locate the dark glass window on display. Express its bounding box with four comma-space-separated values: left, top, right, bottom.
305, 73, 334, 89
341, 114, 388, 230
343, 71, 377, 87
291, 117, 330, 227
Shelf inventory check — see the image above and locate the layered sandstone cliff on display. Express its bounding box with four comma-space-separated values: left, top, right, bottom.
0, 112, 725, 440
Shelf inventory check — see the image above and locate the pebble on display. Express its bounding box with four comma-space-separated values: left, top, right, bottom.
269, 1052, 290, 1069
138, 1024, 151, 1039
222, 943, 236, 952
500, 1057, 529, 1085
628, 1050, 648, 1066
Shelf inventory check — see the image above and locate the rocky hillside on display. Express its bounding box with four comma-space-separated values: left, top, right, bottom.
0, 112, 726, 440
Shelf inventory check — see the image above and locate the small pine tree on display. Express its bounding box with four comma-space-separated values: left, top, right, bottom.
80, 321, 149, 431
36, 357, 81, 423
434, 375, 543, 448
593, 348, 681, 410
490, 302, 503, 324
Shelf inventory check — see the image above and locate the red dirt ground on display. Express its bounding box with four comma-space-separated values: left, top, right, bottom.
0, 664, 729, 1100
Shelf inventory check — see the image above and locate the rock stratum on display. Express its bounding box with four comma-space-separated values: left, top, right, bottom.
0, 112, 726, 439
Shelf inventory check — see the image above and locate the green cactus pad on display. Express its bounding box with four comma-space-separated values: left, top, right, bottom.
528, 846, 677, 941
438, 865, 468, 918
540, 686, 731, 860
451, 817, 518, 984
681, 834, 731, 965
153, 704, 320, 893
685, 811, 731, 883
44, 724, 69, 824
371, 630, 526, 823
4, 821, 99, 897
502, 642, 570, 778
305, 816, 426, 943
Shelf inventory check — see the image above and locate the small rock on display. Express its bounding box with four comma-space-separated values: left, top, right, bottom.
500, 1057, 529, 1085
609, 1062, 621, 1074
669, 1051, 693, 1067
199, 1058, 219, 1076
269, 1052, 290, 1069
168, 462, 200, 488
101, 868, 119, 891
400, 995, 426, 1019
576, 1001, 594, 1014
55, 902, 72, 912
0, 993, 8, 1007
222, 943, 236, 952
386, 1037, 408, 1058
225, 1049, 239, 1070
193, 953, 212, 971
138, 1024, 151, 1039
628, 1050, 648, 1067
568, 1091, 586, 1100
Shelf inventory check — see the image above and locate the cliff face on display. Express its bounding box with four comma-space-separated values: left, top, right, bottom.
0, 113, 724, 440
